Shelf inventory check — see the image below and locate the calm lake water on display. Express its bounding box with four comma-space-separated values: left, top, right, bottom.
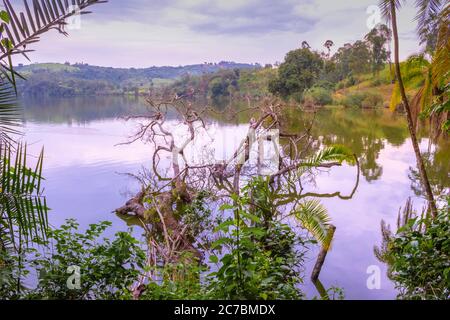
21, 96, 449, 300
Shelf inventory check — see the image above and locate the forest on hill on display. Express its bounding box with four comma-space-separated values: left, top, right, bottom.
15, 61, 259, 96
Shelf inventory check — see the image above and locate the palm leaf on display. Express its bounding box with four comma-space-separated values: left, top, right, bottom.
0, 142, 48, 248
293, 199, 333, 249
430, 3, 449, 87
0, 72, 21, 143
414, 0, 443, 46
303, 145, 355, 167
379, 0, 404, 23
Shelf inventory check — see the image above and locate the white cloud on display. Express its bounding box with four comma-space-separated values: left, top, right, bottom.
14, 0, 423, 67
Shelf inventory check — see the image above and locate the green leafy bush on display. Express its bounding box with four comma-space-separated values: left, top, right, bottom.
26, 220, 145, 300
303, 87, 333, 107
345, 76, 357, 87
341, 92, 383, 108
376, 201, 450, 300
207, 178, 309, 300
268, 48, 323, 98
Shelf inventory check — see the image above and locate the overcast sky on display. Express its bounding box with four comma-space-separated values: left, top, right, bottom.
16, 0, 423, 68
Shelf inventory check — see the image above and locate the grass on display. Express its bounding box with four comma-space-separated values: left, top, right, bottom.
17, 62, 80, 73
334, 63, 422, 108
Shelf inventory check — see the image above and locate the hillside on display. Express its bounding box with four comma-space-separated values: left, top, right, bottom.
15, 62, 259, 97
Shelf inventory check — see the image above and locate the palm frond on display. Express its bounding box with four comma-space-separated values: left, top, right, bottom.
304, 145, 355, 167
293, 199, 333, 249
390, 55, 431, 112
0, 0, 107, 60
0, 142, 48, 248
414, 0, 443, 45
0, 72, 21, 143
430, 3, 449, 87
379, 0, 404, 23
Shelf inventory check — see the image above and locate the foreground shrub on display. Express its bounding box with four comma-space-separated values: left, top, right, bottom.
376, 200, 450, 300
0, 220, 146, 300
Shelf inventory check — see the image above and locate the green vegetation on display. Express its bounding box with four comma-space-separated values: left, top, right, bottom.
164, 25, 396, 108
376, 198, 450, 300
16, 61, 258, 97
339, 91, 384, 109
168, 66, 273, 100
1, 220, 145, 299
268, 48, 323, 101
303, 86, 333, 107
2, 178, 346, 300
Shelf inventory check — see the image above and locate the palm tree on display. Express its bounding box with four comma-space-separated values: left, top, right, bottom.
379, 0, 438, 217
415, 2, 449, 137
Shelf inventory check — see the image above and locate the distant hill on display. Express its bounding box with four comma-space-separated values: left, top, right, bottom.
15, 61, 260, 97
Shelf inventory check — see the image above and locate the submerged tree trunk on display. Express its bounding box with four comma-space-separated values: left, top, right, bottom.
390, 2, 438, 218
311, 225, 336, 283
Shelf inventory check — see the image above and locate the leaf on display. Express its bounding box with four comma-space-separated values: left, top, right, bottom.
0, 10, 9, 23
209, 255, 218, 264
293, 199, 333, 249
304, 144, 354, 167
219, 203, 234, 211
214, 218, 234, 233
0, 142, 48, 248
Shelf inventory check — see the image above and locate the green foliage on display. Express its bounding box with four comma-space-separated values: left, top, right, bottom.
424, 82, 450, 133
332, 41, 371, 80
207, 71, 240, 99
141, 255, 209, 300
177, 190, 214, 244
341, 92, 384, 108
364, 24, 391, 75
294, 199, 332, 249
138, 178, 323, 301
389, 54, 432, 111
208, 178, 308, 300
377, 202, 450, 300
0, 73, 21, 139
26, 219, 145, 300
16, 62, 257, 97
237, 67, 277, 97
303, 87, 333, 106
304, 144, 355, 167
269, 48, 323, 99
0, 143, 48, 251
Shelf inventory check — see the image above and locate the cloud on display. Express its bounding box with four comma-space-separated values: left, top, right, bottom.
13, 0, 423, 67
101, 0, 318, 35
183, 0, 318, 35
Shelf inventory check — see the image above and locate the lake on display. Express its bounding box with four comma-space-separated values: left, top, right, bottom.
21, 96, 449, 300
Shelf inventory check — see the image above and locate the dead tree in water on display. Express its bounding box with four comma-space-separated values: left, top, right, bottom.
116, 93, 360, 296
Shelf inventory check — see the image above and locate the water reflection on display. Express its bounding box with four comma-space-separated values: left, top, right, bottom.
21, 96, 148, 125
